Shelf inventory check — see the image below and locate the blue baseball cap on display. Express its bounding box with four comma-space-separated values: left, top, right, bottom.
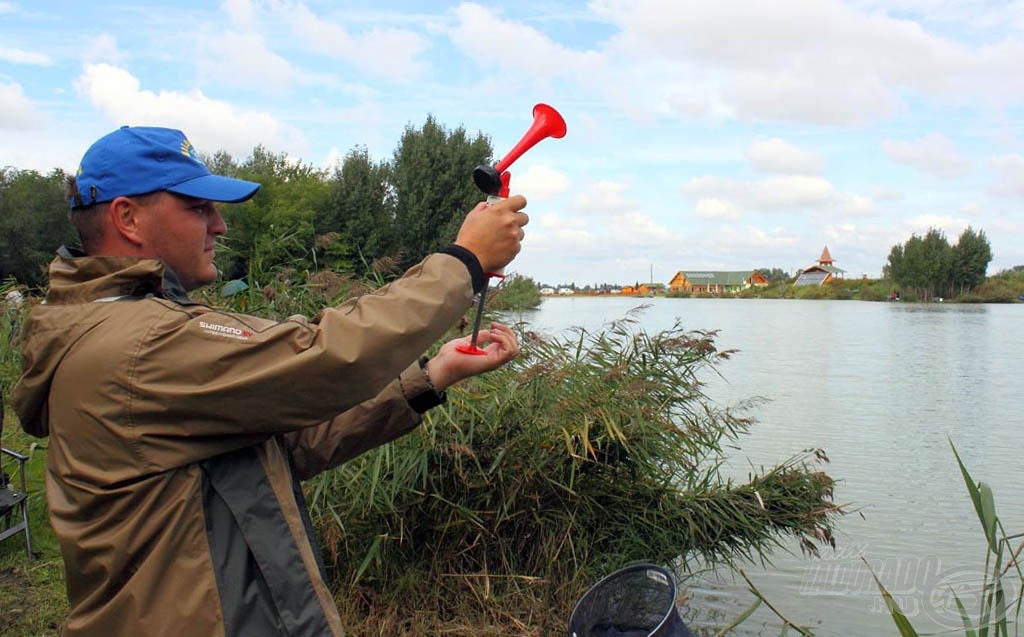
70, 126, 260, 209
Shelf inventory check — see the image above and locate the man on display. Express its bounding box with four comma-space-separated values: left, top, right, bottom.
10, 126, 529, 636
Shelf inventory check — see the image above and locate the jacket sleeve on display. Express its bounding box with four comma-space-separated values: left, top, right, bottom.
281, 360, 431, 480
118, 252, 473, 469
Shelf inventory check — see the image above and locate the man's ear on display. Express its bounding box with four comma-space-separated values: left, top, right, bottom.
107, 196, 146, 247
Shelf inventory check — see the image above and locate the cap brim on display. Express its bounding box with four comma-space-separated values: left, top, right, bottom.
167, 174, 260, 203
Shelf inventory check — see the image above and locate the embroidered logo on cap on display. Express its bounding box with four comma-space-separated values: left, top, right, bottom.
180, 139, 202, 163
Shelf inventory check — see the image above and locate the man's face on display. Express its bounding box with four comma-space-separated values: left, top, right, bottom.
134, 192, 228, 291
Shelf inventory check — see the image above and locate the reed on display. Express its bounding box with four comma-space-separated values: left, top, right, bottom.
306, 312, 842, 633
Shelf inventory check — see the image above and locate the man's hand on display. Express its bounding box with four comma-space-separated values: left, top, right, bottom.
425, 322, 520, 391
454, 195, 529, 274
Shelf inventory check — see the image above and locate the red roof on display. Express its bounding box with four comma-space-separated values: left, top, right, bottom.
818, 246, 833, 265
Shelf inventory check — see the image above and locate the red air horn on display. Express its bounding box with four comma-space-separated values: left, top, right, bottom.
472, 103, 567, 199
457, 103, 567, 356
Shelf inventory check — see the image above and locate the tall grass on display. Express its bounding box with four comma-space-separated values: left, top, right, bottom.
306, 312, 842, 633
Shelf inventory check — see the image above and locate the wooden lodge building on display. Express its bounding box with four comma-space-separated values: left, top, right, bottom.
668, 271, 769, 295
793, 246, 846, 286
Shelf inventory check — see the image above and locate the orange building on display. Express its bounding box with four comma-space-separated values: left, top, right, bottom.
668, 270, 769, 295
621, 283, 665, 296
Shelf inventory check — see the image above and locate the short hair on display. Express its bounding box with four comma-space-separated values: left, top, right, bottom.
67, 175, 104, 254
67, 176, 165, 254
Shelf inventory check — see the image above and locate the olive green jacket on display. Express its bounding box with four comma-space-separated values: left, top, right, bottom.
10, 246, 481, 636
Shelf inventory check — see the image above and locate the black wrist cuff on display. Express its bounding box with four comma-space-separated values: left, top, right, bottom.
440, 245, 486, 294
408, 357, 448, 414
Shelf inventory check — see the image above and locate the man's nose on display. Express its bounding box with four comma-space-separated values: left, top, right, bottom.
209, 208, 227, 235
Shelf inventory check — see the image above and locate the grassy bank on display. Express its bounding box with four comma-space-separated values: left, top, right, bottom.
665, 271, 1024, 303
0, 419, 67, 636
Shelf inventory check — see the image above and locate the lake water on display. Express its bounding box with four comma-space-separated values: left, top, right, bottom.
515, 297, 1024, 636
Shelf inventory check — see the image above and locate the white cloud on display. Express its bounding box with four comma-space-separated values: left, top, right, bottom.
872, 187, 905, 202
514, 165, 571, 201
73, 63, 301, 158
688, 225, 802, 271
684, 174, 835, 211
748, 137, 823, 175
84, 34, 126, 65
281, 2, 428, 82
570, 180, 636, 215
694, 197, 739, 221
883, 133, 971, 178
726, 70, 903, 126
198, 30, 296, 91
749, 176, 835, 208
961, 202, 982, 217
589, 0, 1019, 125
537, 212, 590, 233
824, 223, 858, 243
717, 225, 801, 250
223, 0, 258, 29
529, 212, 596, 257
449, 3, 605, 82
611, 210, 675, 247
990, 154, 1024, 197
0, 80, 45, 129
839, 194, 876, 217
0, 45, 52, 65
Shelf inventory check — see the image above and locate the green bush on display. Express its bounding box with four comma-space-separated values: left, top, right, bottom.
793, 284, 832, 300
488, 273, 542, 312
958, 275, 1024, 303
1, 278, 27, 398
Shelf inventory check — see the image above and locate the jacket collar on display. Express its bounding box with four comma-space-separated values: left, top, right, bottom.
50, 246, 195, 305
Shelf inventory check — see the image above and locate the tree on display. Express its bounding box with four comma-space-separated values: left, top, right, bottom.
885, 228, 952, 300
918, 228, 953, 299
217, 147, 331, 283
949, 226, 992, 296
882, 243, 904, 283
323, 147, 394, 274
884, 226, 994, 300
390, 116, 493, 268
755, 267, 791, 282
489, 273, 542, 311
0, 167, 77, 288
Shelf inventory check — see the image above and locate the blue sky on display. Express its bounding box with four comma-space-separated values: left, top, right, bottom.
2, 0, 1023, 286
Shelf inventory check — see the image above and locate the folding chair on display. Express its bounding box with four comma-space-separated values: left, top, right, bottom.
1, 445, 34, 559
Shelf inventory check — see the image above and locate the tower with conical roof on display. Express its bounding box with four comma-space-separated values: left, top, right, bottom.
794, 245, 845, 286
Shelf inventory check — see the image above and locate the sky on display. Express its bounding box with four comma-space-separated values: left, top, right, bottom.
2, 0, 1023, 287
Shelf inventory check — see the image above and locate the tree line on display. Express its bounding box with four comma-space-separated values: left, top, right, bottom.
884, 226, 992, 300
1, 120, 1006, 304
1, 116, 495, 290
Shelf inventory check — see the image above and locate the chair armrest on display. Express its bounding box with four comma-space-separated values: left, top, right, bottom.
1, 447, 28, 462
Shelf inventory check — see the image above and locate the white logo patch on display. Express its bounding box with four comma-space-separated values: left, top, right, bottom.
199, 320, 253, 341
